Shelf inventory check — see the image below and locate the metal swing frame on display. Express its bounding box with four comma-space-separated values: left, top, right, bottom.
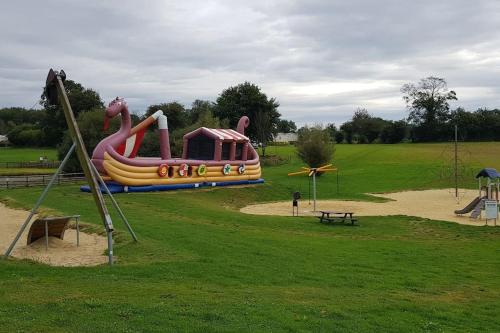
3, 69, 137, 266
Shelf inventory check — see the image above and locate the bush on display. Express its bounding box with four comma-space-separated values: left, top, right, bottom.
260, 154, 291, 166
380, 120, 407, 144
296, 125, 334, 168
334, 131, 344, 144
7, 124, 45, 147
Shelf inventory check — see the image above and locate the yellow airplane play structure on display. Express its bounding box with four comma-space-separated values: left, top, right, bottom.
288, 164, 337, 211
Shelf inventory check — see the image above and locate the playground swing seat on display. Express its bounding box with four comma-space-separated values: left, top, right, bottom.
27, 215, 81, 250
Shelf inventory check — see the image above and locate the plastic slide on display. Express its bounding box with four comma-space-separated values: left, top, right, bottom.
454, 196, 485, 215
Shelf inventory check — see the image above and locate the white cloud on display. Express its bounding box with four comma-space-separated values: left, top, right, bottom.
288, 81, 395, 96
0, 0, 499, 126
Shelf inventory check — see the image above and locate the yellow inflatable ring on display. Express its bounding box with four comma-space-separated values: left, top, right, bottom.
197, 164, 207, 176
178, 163, 189, 177
157, 164, 168, 177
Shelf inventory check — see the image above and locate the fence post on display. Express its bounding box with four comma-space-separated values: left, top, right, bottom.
26, 176, 29, 187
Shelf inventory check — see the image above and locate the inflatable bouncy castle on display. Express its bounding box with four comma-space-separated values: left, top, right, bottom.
82, 97, 263, 193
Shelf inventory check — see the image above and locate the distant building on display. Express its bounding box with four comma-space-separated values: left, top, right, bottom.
273, 132, 297, 143
0, 135, 8, 145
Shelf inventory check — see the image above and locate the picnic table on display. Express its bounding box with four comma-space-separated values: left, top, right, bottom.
317, 211, 357, 225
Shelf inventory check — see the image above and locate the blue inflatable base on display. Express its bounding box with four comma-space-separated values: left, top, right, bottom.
80, 179, 264, 193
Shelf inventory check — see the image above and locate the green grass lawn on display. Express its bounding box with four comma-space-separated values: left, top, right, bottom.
0, 168, 59, 176
0, 147, 58, 175
0, 147, 58, 162
1, 143, 499, 332
260, 142, 500, 201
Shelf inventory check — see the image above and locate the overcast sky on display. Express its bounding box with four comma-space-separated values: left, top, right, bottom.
1, 0, 499, 126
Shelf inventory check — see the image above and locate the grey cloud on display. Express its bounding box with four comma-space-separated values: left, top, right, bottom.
0, 0, 499, 126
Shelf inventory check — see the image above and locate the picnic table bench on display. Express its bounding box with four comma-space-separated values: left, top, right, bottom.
317, 211, 357, 225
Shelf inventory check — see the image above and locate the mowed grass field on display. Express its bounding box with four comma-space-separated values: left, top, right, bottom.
1, 143, 500, 332
0, 147, 58, 175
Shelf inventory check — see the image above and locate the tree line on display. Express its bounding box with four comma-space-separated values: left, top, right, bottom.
304, 77, 500, 144
1, 81, 285, 145
2, 75, 499, 155
0, 80, 289, 169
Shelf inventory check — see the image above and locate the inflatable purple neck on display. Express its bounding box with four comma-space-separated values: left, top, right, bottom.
237, 116, 249, 135
92, 98, 131, 173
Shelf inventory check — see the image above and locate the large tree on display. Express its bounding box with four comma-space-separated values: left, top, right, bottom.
214, 82, 280, 142
379, 120, 408, 144
40, 80, 104, 146
0, 108, 46, 144
277, 119, 297, 133
144, 102, 187, 132
187, 100, 216, 123
401, 76, 457, 141
325, 123, 337, 141
0, 107, 45, 130
340, 108, 388, 143
254, 110, 273, 156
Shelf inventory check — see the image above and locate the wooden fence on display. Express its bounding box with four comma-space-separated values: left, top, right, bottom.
0, 173, 85, 189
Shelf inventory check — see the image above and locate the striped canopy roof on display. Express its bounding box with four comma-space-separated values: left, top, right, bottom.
184, 127, 250, 142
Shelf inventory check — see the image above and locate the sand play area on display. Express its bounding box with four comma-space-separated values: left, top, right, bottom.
241, 189, 498, 226
0, 203, 108, 266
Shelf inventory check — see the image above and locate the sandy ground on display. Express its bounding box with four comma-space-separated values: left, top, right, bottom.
0, 203, 108, 266
240, 189, 498, 226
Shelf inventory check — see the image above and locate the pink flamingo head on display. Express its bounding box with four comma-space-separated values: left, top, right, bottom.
103, 97, 127, 130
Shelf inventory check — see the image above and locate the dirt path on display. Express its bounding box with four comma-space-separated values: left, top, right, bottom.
0, 203, 108, 266
240, 189, 497, 226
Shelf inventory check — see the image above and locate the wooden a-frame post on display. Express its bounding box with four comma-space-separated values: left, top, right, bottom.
46, 69, 115, 265
4, 69, 137, 265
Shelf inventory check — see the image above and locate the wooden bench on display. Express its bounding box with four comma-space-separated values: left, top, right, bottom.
317, 211, 357, 225
26, 215, 80, 250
